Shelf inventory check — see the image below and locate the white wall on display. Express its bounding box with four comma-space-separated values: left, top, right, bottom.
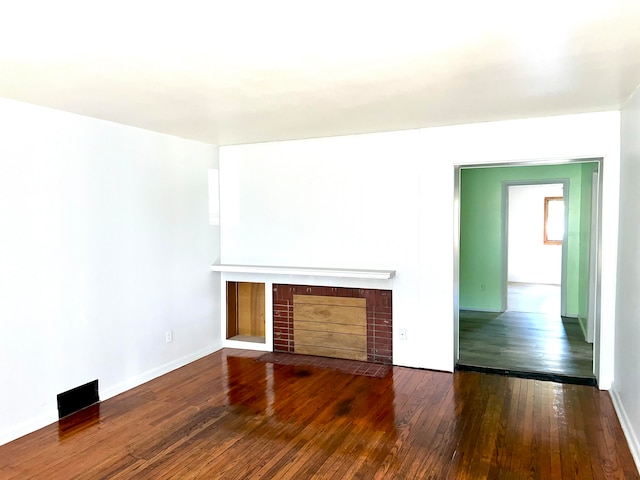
220, 130, 424, 366
613, 85, 640, 470
220, 111, 621, 386
0, 99, 221, 445
508, 184, 563, 284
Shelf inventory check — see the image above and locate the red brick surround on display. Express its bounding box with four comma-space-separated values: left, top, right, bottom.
273, 284, 392, 365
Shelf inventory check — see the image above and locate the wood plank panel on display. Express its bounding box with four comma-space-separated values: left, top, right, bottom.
0, 349, 637, 479
294, 319, 366, 335
293, 294, 366, 361
295, 330, 366, 352
237, 282, 265, 337
294, 303, 365, 324
293, 294, 366, 307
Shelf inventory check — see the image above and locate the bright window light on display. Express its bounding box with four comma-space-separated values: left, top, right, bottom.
544, 196, 564, 244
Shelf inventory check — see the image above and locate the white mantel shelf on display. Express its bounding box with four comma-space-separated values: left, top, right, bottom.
210, 263, 396, 280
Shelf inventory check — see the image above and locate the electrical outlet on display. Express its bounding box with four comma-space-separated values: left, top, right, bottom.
165, 330, 173, 343
480, 283, 486, 291
399, 328, 407, 340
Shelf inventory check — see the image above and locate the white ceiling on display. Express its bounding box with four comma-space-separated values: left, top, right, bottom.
1, 0, 639, 146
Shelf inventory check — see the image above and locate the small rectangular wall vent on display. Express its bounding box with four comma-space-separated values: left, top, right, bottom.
57, 380, 99, 419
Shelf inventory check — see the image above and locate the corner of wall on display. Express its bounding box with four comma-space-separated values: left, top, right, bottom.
610, 385, 640, 474
101, 343, 223, 402
0, 412, 59, 448
0, 341, 224, 448
578, 316, 588, 341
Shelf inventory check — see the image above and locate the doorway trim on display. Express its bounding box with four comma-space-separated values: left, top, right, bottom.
453, 157, 603, 383
587, 169, 600, 343
501, 179, 569, 316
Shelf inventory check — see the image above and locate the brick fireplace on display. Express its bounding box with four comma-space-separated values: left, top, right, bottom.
272, 284, 392, 365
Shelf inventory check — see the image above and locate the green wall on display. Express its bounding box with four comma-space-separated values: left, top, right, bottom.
460, 163, 597, 318
578, 163, 598, 334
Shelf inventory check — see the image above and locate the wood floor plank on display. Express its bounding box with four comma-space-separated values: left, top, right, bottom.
459, 309, 595, 379
0, 348, 637, 479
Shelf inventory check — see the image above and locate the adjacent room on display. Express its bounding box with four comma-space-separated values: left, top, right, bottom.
1, 1, 640, 478
458, 164, 597, 383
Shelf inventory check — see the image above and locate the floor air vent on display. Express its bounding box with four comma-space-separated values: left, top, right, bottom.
57, 380, 99, 418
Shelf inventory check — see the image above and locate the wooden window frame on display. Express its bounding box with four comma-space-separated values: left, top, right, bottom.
544, 196, 564, 245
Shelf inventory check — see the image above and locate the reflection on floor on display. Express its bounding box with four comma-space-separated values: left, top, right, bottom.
458, 283, 594, 383
256, 352, 391, 378
508, 282, 560, 314
1, 349, 636, 479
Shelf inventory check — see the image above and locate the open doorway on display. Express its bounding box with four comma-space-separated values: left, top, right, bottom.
506, 182, 564, 315
455, 162, 599, 384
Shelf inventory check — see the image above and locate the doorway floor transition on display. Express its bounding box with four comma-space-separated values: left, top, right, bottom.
458, 284, 594, 384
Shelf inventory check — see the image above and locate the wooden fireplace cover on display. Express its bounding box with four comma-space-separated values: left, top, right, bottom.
293, 295, 367, 361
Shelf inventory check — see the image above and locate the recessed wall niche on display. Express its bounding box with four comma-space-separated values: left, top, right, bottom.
226, 281, 265, 343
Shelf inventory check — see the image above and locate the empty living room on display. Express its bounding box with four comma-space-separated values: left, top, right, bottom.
1, 1, 640, 478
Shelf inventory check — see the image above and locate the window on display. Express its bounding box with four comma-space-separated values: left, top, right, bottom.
544, 196, 564, 244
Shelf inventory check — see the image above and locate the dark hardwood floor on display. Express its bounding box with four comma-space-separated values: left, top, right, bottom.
1, 349, 636, 479
458, 310, 594, 381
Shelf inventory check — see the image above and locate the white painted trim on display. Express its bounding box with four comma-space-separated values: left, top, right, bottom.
453, 166, 461, 363
0, 411, 59, 448
221, 278, 228, 345
100, 343, 223, 401
610, 386, 640, 474
455, 157, 607, 387
578, 319, 589, 341
222, 339, 272, 351
0, 343, 223, 447
211, 264, 396, 279
587, 169, 599, 343
220, 279, 273, 352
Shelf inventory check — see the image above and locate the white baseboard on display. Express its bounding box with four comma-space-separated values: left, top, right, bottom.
0, 342, 223, 448
610, 386, 640, 474
101, 342, 223, 401
578, 315, 589, 341
0, 411, 59, 448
